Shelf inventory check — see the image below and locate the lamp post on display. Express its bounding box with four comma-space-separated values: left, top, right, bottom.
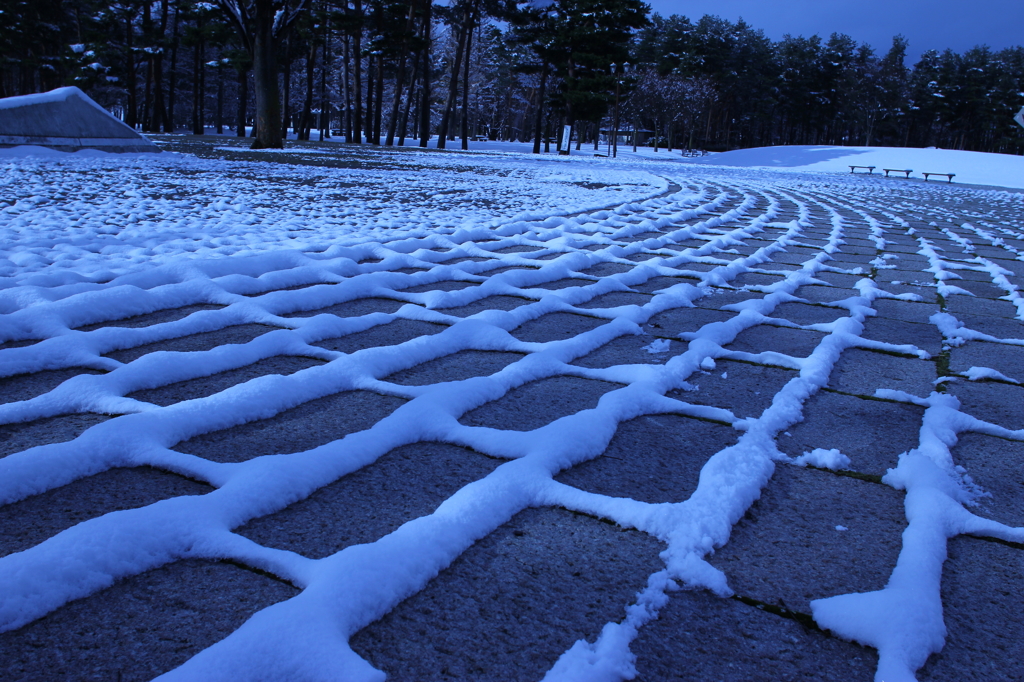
611, 61, 629, 158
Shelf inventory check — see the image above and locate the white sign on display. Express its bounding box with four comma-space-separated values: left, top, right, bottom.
560, 124, 572, 154
1015, 106, 1024, 130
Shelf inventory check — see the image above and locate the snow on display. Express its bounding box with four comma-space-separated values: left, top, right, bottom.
0, 86, 127, 122
0, 86, 86, 110
691, 145, 1024, 191
2, 139, 1024, 681
641, 338, 670, 354
962, 366, 1018, 383
793, 448, 852, 470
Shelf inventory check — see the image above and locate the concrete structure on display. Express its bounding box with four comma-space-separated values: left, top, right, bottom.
0, 86, 159, 153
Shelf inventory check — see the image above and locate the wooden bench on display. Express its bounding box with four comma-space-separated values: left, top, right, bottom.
883, 168, 912, 178
849, 165, 876, 174
923, 172, 955, 183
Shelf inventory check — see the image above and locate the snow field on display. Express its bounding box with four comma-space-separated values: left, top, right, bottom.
690, 144, 1024, 192
1, 145, 1024, 681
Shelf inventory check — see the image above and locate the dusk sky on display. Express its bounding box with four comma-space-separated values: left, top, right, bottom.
645, 0, 1024, 62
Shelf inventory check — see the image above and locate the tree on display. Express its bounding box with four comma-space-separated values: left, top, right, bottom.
509, 0, 649, 151
214, 0, 310, 148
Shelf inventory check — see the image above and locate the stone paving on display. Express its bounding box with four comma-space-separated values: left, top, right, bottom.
2, 160, 1024, 681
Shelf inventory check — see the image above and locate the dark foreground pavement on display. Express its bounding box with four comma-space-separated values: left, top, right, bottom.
2, 169, 1023, 682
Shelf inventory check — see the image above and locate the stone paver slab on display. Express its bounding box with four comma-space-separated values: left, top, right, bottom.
728, 324, 826, 360
917, 537, 1024, 682
0, 466, 211, 558
105, 323, 282, 364
129, 355, 325, 406
238, 442, 502, 559
556, 414, 737, 504
350, 507, 664, 682
828, 348, 936, 397
314, 318, 447, 354
174, 390, 407, 463
709, 465, 905, 614
0, 413, 112, 459
670, 360, 798, 419
512, 312, 608, 344
0, 560, 296, 681
948, 381, 1024, 430
950, 433, 1024, 527
632, 589, 877, 682
459, 376, 622, 432
0, 367, 107, 406
777, 391, 924, 476
571, 334, 687, 369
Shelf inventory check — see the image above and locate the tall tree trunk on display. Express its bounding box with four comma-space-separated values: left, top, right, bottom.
141, 2, 153, 131
166, 3, 180, 132
281, 37, 292, 138
398, 45, 420, 146
460, 1, 477, 150
372, 52, 383, 144
364, 46, 374, 143
298, 41, 316, 140
251, 0, 283, 149
353, 0, 363, 143
319, 18, 329, 140
142, 2, 153, 131
150, 0, 169, 132
342, 34, 352, 141
386, 1, 416, 146
236, 68, 249, 136
192, 37, 203, 134
532, 60, 548, 154
126, 12, 138, 128
216, 64, 224, 134
418, 0, 431, 148
437, 14, 468, 149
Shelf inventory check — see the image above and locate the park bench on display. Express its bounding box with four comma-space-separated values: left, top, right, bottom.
849, 165, 875, 174
883, 168, 913, 178
923, 172, 956, 183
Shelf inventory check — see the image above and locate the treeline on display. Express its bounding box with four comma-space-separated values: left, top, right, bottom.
633, 15, 1024, 154
1, 0, 1022, 154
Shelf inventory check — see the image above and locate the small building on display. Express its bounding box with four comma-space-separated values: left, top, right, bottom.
0, 87, 160, 153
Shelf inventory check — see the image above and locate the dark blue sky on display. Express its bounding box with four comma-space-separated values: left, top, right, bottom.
645, 0, 1024, 62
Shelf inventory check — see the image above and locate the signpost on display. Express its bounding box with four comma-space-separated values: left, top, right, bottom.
559, 125, 572, 155
1015, 106, 1024, 130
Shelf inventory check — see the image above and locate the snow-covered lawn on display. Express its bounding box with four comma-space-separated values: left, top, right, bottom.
690, 144, 1024, 191
2, 140, 1024, 682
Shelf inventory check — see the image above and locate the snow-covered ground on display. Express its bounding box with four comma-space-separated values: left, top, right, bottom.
147, 129, 1024, 191
2, 139, 1024, 682
690, 144, 1024, 191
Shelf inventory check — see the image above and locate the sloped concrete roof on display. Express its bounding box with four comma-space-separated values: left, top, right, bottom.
0, 87, 159, 153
